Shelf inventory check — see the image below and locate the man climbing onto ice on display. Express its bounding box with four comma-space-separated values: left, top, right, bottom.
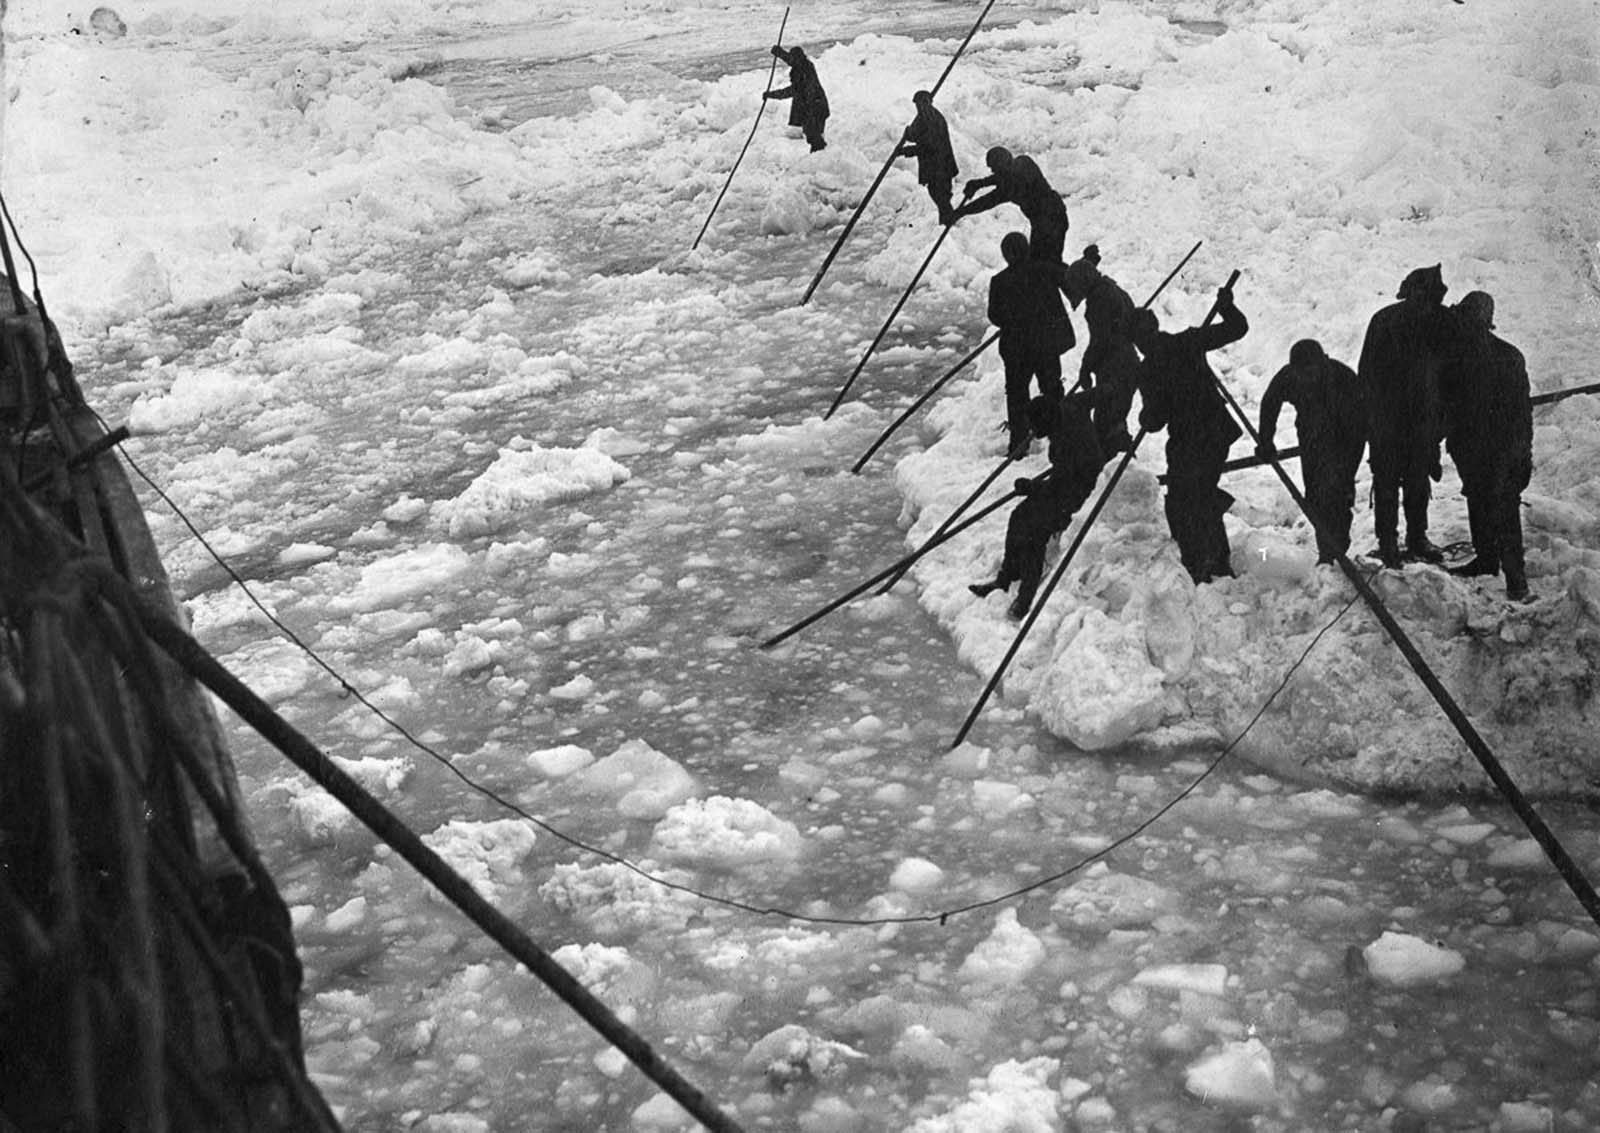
1257, 339, 1367, 564
1440, 290, 1532, 601
764, 45, 830, 152
969, 392, 1106, 620
1135, 282, 1249, 585
895, 90, 959, 225
952, 146, 1069, 265
1060, 244, 1139, 455
987, 231, 1075, 457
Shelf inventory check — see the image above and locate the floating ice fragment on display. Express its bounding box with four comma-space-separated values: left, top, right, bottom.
1184, 1037, 1278, 1109
1133, 962, 1229, 998
957, 908, 1044, 985
1362, 931, 1465, 986
889, 857, 945, 894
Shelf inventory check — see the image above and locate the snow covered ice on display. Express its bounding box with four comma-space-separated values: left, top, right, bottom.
8, 0, 1600, 1129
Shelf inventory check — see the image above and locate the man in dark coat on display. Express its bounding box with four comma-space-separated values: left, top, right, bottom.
954, 146, 1069, 265
969, 392, 1106, 619
1357, 264, 1457, 568
1134, 284, 1249, 584
1441, 291, 1532, 600
765, 45, 829, 152
988, 231, 1075, 456
1257, 339, 1368, 563
1061, 244, 1139, 455
895, 90, 958, 225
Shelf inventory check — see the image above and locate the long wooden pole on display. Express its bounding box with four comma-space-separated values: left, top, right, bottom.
761, 487, 1023, 649
691, 6, 790, 251
127, 588, 749, 1133
852, 333, 999, 474
798, 0, 1002, 304
1206, 341, 1600, 931
824, 222, 954, 418
876, 450, 1019, 595
952, 269, 1241, 747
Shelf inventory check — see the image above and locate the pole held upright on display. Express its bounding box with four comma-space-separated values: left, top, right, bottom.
692, 6, 790, 251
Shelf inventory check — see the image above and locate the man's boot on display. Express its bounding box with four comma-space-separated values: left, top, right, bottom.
1373, 491, 1402, 568
1404, 497, 1443, 563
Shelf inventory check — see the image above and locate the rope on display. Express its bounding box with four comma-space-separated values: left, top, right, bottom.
118, 434, 1373, 933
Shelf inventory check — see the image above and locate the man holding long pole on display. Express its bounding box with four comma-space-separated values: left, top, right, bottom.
953, 146, 1070, 265
968, 392, 1106, 620
1134, 281, 1249, 585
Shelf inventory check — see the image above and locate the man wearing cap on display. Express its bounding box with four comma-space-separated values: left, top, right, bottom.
988, 231, 1075, 456
969, 392, 1106, 620
952, 146, 1069, 264
1356, 264, 1457, 568
1257, 339, 1368, 563
1135, 283, 1249, 585
1061, 244, 1139, 454
895, 91, 958, 225
1441, 290, 1532, 600
764, 45, 830, 152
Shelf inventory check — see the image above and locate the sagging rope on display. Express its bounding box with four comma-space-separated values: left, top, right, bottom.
121, 430, 1379, 939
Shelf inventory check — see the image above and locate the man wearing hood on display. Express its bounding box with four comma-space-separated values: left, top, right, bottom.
1357, 264, 1458, 568
1440, 290, 1532, 600
765, 45, 830, 152
1061, 244, 1139, 454
895, 91, 958, 225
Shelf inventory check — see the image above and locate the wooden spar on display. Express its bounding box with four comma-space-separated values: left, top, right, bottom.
1205, 328, 1600, 931
692, 6, 790, 251
876, 449, 1019, 595
798, 0, 1002, 305
761, 487, 1022, 649
852, 333, 998, 473
824, 221, 953, 418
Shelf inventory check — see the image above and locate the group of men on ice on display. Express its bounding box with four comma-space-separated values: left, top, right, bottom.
767, 49, 1535, 620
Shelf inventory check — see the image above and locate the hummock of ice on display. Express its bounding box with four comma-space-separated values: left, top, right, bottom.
908, 1057, 1061, 1133
538, 858, 701, 938
1362, 930, 1467, 986
570, 739, 699, 820
429, 437, 630, 539
1050, 864, 1183, 931
956, 908, 1045, 985
1184, 1038, 1279, 1110
419, 818, 538, 904
649, 796, 804, 869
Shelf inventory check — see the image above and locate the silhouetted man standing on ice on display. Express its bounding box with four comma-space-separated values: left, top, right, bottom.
1135, 282, 1249, 585
895, 90, 958, 225
1061, 244, 1139, 455
1357, 264, 1456, 568
1441, 290, 1532, 600
1257, 339, 1367, 564
954, 146, 1069, 264
765, 45, 829, 152
969, 393, 1105, 620
988, 231, 1074, 457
